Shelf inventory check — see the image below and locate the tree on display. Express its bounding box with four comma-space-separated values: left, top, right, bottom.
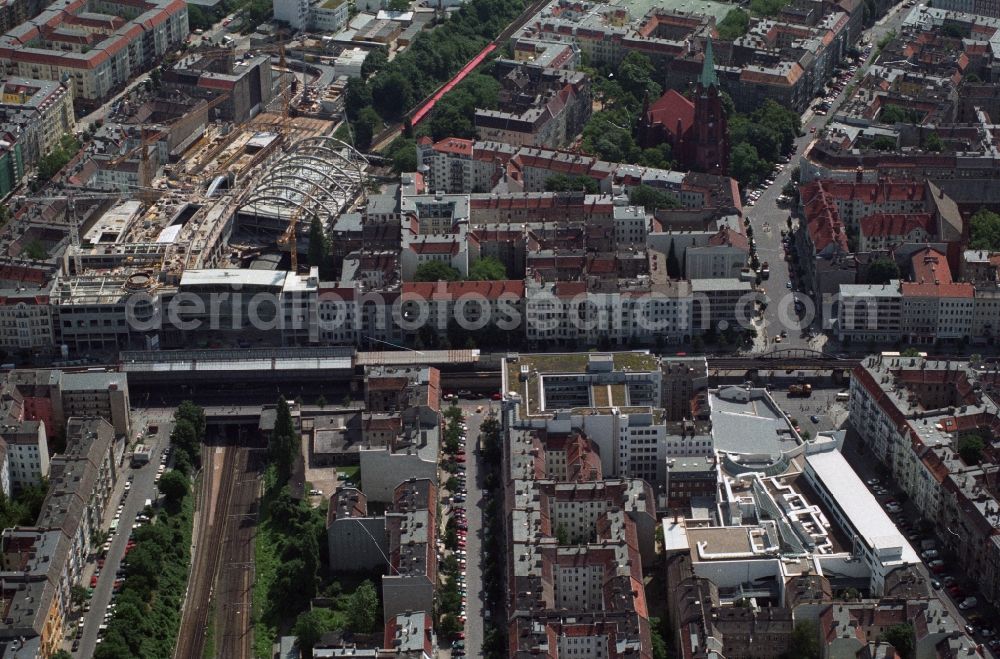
387, 137, 417, 173
176, 400, 206, 436
271, 397, 299, 483
629, 185, 681, 210
969, 208, 1000, 250
730, 142, 765, 187
865, 258, 900, 285
71, 584, 89, 609
872, 135, 897, 151
23, 240, 47, 260
783, 620, 820, 659
307, 217, 327, 269
469, 256, 507, 281
545, 174, 598, 193
616, 52, 659, 103
884, 623, 915, 659
957, 434, 985, 465
413, 260, 461, 282
158, 470, 189, 506
348, 580, 379, 633
717, 7, 750, 40
879, 104, 920, 124
52, 652, 72, 659
361, 47, 388, 79
294, 609, 330, 659
924, 132, 944, 152
344, 78, 372, 121
353, 107, 382, 151
169, 419, 199, 468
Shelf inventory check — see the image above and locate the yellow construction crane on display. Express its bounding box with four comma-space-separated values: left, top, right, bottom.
276, 177, 324, 273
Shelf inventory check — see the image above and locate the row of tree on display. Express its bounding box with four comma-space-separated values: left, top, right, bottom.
94, 470, 193, 659
729, 100, 801, 187
344, 0, 526, 148
37, 133, 82, 182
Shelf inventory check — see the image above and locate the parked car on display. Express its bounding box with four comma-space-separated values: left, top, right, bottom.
959, 597, 978, 610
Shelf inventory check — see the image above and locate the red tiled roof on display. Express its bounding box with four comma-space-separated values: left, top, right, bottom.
707, 226, 749, 250
644, 89, 694, 136
408, 241, 459, 255
432, 137, 473, 157
859, 212, 935, 239
402, 280, 525, 300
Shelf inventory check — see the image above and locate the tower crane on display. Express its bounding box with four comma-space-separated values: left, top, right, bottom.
12, 190, 155, 273
108, 90, 232, 178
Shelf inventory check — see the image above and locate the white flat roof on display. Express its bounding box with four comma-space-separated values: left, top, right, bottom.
180, 269, 287, 288
805, 450, 919, 563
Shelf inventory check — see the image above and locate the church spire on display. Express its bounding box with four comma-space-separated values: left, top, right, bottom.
700, 37, 718, 88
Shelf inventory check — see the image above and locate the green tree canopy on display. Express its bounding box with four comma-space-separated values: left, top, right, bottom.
469, 256, 507, 281
730, 142, 766, 187
969, 208, 1000, 250
782, 620, 820, 659
348, 580, 379, 633
884, 624, 915, 659
717, 8, 750, 40
361, 47, 388, 79
880, 104, 922, 124
957, 434, 985, 465
865, 257, 900, 285
544, 174, 599, 193
413, 261, 461, 282
270, 397, 299, 484
294, 609, 330, 659
158, 470, 189, 507
629, 185, 681, 210
387, 137, 417, 174
924, 132, 944, 152
307, 217, 327, 270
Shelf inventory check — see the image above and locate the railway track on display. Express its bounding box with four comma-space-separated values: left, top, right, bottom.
217, 448, 261, 659
174, 443, 241, 659
369, 0, 551, 151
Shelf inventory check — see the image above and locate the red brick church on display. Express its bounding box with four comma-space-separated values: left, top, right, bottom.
637, 39, 728, 174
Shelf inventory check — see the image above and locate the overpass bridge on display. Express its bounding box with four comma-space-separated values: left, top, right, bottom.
707, 348, 860, 372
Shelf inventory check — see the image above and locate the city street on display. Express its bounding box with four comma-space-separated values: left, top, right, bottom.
70, 414, 174, 657
840, 432, 999, 657
747, 2, 914, 354
460, 402, 487, 658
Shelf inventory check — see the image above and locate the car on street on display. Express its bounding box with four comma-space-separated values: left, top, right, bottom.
959, 597, 978, 610
810, 415, 820, 423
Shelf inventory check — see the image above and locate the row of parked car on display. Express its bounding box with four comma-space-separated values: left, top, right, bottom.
866, 478, 997, 644
444, 412, 470, 657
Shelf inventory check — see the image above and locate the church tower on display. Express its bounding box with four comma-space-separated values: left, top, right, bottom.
692, 38, 728, 174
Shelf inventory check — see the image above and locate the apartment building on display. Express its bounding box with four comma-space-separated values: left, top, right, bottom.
58, 372, 130, 439
0, 0, 189, 106
836, 282, 902, 344
0, 420, 48, 490
381, 478, 437, 622
0, 77, 74, 166
273, 0, 349, 32
0, 287, 54, 351
326, 487, 388, 573
501, 419, 657, 657
0, 418, 117, 654
849, 353, 1000, 604
474, 60, 591, 149
899, 247, 974, 344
